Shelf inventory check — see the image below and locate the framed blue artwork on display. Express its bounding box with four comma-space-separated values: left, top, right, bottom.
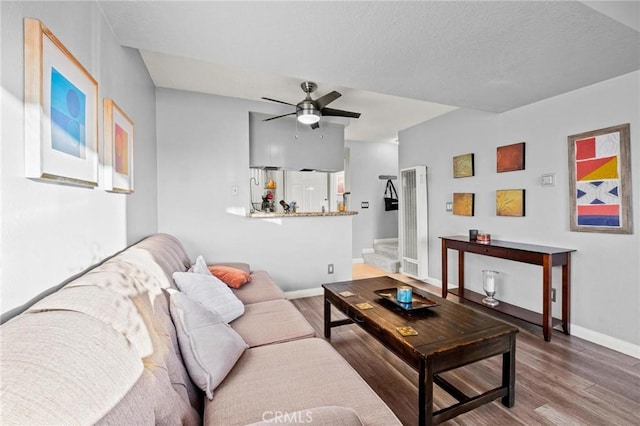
24, 18, 98, 187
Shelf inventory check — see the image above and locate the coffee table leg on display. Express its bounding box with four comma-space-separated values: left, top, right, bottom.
418, 359, 433, 426
501, 334, 516, 407
324, 297, 331, 339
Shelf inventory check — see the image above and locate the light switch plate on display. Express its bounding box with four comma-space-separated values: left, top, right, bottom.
541, 173, 555, 187
361, 201, 369, 209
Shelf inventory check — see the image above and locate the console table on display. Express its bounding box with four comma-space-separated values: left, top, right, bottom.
440, 236, 575, 341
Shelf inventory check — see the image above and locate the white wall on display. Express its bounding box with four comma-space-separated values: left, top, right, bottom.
346, 140, 399, 259
399, 71, 640, 354
156, 89, 352, 292
1, 1, 157, 314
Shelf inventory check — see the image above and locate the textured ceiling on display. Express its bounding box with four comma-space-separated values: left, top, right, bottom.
98, 1, 639, 142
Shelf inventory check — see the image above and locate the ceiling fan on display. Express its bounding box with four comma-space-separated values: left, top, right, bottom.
262, 82, 361, 129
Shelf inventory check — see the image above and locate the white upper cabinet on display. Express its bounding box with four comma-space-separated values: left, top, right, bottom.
249, 112, 345, 171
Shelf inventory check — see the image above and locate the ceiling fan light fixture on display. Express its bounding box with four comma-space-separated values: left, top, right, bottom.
297, 110, 321, 124
263, 82, 359, 128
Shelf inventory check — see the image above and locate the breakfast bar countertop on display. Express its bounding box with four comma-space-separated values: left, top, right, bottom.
248, 211, 358, 218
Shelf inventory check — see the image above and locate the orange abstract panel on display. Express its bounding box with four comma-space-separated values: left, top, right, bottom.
453, 193, 474, 216
497, 142, 525, 173
496, 189, 525, 217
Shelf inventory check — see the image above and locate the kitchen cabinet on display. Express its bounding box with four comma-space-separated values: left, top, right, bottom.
249, 112, 345, 171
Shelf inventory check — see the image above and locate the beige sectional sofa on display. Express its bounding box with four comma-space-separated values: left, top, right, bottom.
0, 233, 400, 425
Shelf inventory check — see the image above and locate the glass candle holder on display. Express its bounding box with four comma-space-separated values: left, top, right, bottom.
396, 286, 412, 304
482, 270, 500, 307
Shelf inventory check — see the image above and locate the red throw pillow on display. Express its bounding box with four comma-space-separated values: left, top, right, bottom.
208, 266, 252, 289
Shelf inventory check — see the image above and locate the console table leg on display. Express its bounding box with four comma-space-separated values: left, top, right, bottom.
458, 251, 465, 296
562, 257, 571, 335
324, 298, 331, 339
542, 255, 552, 342
441, 239, 448, 299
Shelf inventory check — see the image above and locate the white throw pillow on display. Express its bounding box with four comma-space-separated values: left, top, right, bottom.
168, 290, 248, 400
172, 271, 245, 323
189, 255, 212, 275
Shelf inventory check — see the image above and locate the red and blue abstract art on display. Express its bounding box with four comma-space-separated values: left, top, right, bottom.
574, 132, 621, 227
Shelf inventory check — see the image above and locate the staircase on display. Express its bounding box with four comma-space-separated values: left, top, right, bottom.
362, 239, 400, 273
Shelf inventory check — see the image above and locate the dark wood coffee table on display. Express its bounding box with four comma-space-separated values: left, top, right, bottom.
323, 276, 518, 426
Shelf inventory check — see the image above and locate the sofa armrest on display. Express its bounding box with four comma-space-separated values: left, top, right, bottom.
244, 406, 363, 425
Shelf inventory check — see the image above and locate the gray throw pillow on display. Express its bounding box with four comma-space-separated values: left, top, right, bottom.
168, 290, 248, 400
188, 255, 212, 275
172, 271, 245, 323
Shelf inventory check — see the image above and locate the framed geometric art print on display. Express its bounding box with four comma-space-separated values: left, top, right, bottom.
104, 99, 134, 193
568, 123, 632, 233
24, 18, 99, 187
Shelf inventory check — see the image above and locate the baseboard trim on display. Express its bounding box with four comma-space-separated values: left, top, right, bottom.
570, 324, 640, 359
436, 278, 639, 359
426, 277, 443, 288
352, 258, 364, 264
285, 287, 324, 300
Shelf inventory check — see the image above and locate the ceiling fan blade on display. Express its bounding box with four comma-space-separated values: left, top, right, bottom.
261, 97, 297, 107
321, 107, 361, 119
310, 122, 320, 130
315, 91, 341, 109
263, 112, 296, 121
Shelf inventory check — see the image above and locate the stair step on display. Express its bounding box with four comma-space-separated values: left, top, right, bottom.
363, 252, 400, 274
373, 242, 398, 258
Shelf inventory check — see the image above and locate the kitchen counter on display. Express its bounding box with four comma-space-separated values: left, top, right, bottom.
248, 211, 358, 218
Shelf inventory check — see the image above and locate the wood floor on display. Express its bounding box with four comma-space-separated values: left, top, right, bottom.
291, 264, 640, 426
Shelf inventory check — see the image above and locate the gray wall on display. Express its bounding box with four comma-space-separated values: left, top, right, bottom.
346, 140, 399, 259
156, 89, 352, 293
1, 1, 157, 313
399, 71, 640, 354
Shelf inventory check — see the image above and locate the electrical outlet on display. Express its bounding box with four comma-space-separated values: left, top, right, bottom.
551, 288, 556, 303
328, 264, 334, 274
446, 202, 453, 212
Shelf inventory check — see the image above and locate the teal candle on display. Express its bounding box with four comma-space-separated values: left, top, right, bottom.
397, 286, 412, 303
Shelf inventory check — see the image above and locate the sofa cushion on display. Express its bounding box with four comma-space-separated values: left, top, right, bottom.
230, 270, 285, 305
129, 291, 202, 414
96, 367, 200, 426
173, 271, 244, 323
204, 338, 401, 425
169, 290, 248, 400
27, 285, 153, 358
230, 299, 315, 347
209, 265, 252, 289
1, 311, 143, 425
